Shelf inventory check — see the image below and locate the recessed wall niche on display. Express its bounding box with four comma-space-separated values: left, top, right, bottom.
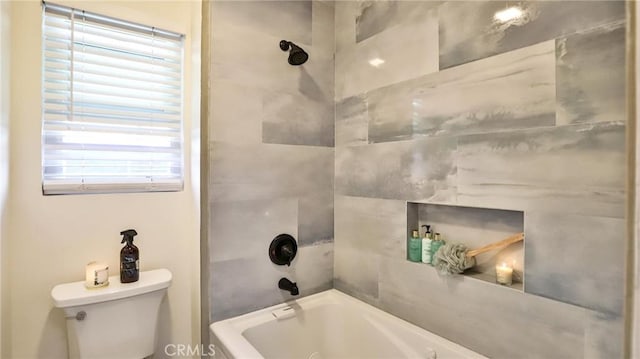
407, 202, 524, 290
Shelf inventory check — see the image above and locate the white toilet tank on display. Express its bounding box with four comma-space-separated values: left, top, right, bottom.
51, 269, 172, 359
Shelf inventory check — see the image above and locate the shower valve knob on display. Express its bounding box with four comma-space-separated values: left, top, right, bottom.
269, 234, 298, 266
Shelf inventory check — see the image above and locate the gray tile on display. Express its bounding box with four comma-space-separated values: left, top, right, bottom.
209, 80, 263, 144
262, 89, 334, 147
211, 242, 333, 322
210, 256, 289, 322
584, 311, 624, 358
377, 257, 587, 359
312, 0, 335, 55
457, 122, 626, 218
210, 142, 334, 202
335, 137, 457, 202
298, 190, 334, 246
209, 198, 298, 262
524, 212, 625, 315
336, 95, 369, 146
334, 248, 380, 301
355, 1, 441, 43
211, 19, 333, 97
334, 1, 357, 54
557, 22, 626, 126
439, 1, 625, 69
294, 241, 334, 295
367, 41, 556, 143
334, 195, 406, 259
335, 5, 438, 99
211, 1, 312, 46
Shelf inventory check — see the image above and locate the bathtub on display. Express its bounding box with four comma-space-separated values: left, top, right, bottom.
210, 289, 486, 359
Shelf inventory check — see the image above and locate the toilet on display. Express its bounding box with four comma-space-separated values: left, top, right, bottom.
51, 268, 172, 359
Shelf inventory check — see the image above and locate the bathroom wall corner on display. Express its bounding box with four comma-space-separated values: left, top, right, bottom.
0, 1, 10, 357
200, 0, 212, 351
629, 0, 638, 357
190, 0, 204, 355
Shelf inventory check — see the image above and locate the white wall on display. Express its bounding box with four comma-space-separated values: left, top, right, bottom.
7, 1, 201, 358
0, 1, 11, 357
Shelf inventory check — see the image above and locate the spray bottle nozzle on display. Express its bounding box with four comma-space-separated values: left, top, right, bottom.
120, 229, 138, 244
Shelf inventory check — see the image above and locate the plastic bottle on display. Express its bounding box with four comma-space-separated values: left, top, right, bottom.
421, 225, 433, 264
120, 229, 140, 283
408, 230, 422, 262
430, 232, 444, 263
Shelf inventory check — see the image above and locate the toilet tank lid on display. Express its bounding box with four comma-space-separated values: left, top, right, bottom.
51, 268, 172, 308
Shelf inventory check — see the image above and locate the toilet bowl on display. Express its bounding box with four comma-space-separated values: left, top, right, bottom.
51, 268, 172, 359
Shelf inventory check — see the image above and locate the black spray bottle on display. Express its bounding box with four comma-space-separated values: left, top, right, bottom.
120, 229, 139, 283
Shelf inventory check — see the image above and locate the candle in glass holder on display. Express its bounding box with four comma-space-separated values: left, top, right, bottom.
85, 261, 109, 289
496, 262, 513, 285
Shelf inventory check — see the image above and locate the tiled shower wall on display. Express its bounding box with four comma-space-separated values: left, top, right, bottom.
334, 1, 627, 358
207, 1, 629, 357
208, 1, 335, 322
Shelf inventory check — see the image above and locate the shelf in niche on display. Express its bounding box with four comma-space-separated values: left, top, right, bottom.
407, 202, 524, 291
465, 269, 524, 291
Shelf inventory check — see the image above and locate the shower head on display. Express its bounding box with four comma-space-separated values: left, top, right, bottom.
279, 40, 308, 66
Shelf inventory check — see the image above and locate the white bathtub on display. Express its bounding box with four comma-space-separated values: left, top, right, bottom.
210, 289, 486, 359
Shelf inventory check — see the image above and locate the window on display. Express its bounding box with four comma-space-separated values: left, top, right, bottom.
41, 2, 184, 194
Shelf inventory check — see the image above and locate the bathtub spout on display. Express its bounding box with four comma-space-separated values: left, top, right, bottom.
278, 278, 299, 296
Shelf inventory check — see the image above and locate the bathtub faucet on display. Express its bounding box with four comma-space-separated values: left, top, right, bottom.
278, 278, 299, 296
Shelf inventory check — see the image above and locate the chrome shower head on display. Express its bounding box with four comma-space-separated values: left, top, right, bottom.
279, 40, 308, 66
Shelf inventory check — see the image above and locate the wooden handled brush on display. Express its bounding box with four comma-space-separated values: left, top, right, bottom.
466, 232, 525, 258
433, 232, 525, 275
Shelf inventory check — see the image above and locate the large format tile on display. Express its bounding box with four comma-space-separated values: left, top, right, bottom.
210, 142, 334, 202
209, 198, 298, 262
312, 0, 335, 55
524, 212, 625, 315
557, 22, 626, 126
211, 14, 333, 97
335, 95, 369, 146
457, 122, 626, 218
334, 195, 406, 259
377, 257, 587, 358
335, 5, 438, 99
334, 1, 357, 54
367, 40, 556, 143
355, 1, 441, 43
439, 1, 625, 69
584, 311, 624, 358
209, 80, 263, 144
262, 89, 334, 147
260, 0, 335, 147
334, 248, 380, 303
335, 137, 457, 202
211, 1, 312, 46
210, 242, 333, 322
298, 190, 334, 246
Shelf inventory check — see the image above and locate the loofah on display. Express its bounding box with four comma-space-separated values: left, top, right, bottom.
432, 243, 476, 275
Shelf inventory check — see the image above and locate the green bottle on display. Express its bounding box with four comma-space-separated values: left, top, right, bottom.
408, 230, 422, 262
430, 232, 444, 264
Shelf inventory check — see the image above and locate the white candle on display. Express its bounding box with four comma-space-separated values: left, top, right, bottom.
85, 261, 109, 289
495, 262, 513, 285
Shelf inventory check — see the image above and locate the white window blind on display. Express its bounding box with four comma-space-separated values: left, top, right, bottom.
42, 2, 184, 195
